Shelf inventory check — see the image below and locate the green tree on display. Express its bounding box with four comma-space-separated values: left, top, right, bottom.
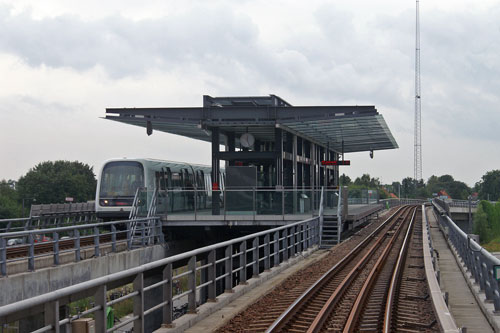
401, 177, 416, 198
17, 161, 97, 204
353, 174, 380, 188
339, 174, 352, 186
475, 170, 500, 201
424, 174, 470, 200
474, 203, 491, 243
0, 180, 21, 218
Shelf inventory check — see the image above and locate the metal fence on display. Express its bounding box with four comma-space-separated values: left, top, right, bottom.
379, 198, 426, 209
0, 216, 321, 332
132, 187, 338, 218
0, 212, 98, 234
432, 200, 500, 313
347, 188, 379, 205
0, 217, 162, 276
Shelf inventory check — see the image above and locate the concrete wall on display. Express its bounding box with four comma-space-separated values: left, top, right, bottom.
0, 245, 166, 306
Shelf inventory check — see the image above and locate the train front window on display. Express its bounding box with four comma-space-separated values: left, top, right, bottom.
100, 162, 144, 198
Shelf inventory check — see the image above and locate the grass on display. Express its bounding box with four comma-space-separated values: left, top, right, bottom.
481, 237, 500, 252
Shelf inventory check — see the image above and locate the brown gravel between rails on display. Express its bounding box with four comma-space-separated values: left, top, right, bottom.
216, 207, 398, 333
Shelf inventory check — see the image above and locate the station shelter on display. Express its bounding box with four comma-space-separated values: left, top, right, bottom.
105, 95, 398, 215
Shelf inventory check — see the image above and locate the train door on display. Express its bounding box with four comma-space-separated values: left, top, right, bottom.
182, 168, 194, 211
198, 170, 206, 209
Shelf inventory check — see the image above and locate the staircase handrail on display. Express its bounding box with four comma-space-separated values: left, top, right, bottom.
337, 187, 342, 243
318, 186, 325, 246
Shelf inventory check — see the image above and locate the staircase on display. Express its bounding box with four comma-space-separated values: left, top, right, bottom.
320, 215, 340, 248
128, 187, 164, 249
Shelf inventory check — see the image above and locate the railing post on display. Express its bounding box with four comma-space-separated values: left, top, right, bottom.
208, 249, 216, 301
225, 244, 233, 292
94, 284, 107, 332
53, 231, 59, 266
28, 233, 35, 271
240, 241, 247, 284
264, 233, 270, 271
273, 231, 279, 267
0, 238, 6, 276
252, 237, 259, 278
133, 272, 145, 333
44, 300, 60, 333
75, 229, 81, 262
111, 224, 117, 252
290, 226, 296, 258
94, 226, 100, 257
283, 228, 289, 262
188, 256, 197, 313
163, 263, 173, 326
299, 224, 304, 253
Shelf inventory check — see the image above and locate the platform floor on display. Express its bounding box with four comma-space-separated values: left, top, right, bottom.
426, 207, 493, 332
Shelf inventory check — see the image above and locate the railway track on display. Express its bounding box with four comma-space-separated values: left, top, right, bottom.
218, 205, 440, 332
6, 232, 127, 260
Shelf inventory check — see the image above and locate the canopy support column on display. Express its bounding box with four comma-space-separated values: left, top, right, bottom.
212, 127, 220, 215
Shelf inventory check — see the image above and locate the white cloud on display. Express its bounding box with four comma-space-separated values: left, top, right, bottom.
0, 0, 499, 187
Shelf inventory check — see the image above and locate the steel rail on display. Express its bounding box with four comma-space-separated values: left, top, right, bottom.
381, 206, 417, 332
6, 232, 128, 259
307, 206, 414, 333
342, 206, 416, 332
265, 205, 410, 333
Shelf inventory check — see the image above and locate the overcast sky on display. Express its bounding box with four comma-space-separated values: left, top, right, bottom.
0, 0, 499, 187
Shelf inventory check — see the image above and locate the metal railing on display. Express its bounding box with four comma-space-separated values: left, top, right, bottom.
432, 200, 500, 313
379, 198, 426, 209
0, 216, 321, 332
0, 217, 161, 276
448, 199, 479, 208
347, 188, 379, 205
0, 212, 98, 234
134, 187, 339, 219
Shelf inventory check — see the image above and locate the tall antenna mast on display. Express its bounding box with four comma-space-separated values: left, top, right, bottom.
414, 0, 422, 182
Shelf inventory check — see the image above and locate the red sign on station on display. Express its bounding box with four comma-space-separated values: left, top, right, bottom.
321, 160, 351, 166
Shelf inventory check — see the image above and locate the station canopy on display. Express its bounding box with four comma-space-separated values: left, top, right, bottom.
105, 95, 398, 153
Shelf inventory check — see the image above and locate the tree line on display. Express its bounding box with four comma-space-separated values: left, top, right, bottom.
340, 170, 500, 202
0, 161, 96, 219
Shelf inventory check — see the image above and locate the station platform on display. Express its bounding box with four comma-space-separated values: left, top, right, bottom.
426, 207, 493, 332
160, 203, 382, 228
345, 203, 382, 226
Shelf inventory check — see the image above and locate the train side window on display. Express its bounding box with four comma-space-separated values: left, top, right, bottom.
171, 173, 181, 188
166, 167, 172, 189
198, 171, 205, 190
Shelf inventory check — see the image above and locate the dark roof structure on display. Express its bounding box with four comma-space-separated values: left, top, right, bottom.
105, 95, 398, 153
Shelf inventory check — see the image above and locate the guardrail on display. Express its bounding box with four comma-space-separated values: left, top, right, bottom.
29, 202, 95, 216
135, 188, 338, 218
379, 198, 426, 209
449, 199, 479, 208
422, 205, 459, 332
0, 213, 98, 234
0, 216, 321, 332
0, 202, 97, 234
432, 200, 500, 313
0, 217, 162, 276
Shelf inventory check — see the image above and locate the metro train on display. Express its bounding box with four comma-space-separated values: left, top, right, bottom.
95, 158, 223, 220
